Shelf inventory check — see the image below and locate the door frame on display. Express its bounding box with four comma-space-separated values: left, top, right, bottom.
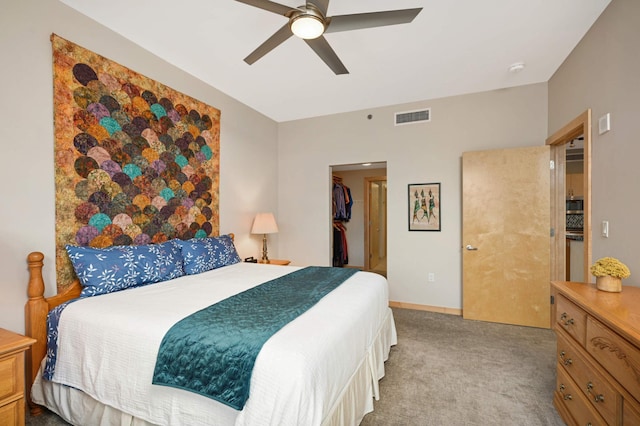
546, 109, 592, 282
364, 175, 387, 271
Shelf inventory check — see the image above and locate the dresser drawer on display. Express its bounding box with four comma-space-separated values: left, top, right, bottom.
556, 366, 607, 426
556, 331, 619, 424
623, 398, 640, 426
587, 317, 640, 401
0, 354, 19, 402
0, 329, 34, 426
0, 398, 20, 426
556, 294, 587, 346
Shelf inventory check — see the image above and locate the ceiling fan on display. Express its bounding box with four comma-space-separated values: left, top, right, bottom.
236, 0, 422, 75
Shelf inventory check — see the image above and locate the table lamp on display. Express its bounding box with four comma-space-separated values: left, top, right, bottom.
251, 212, 279, 263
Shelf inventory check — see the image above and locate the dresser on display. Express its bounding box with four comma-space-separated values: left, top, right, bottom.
551, 281, 640, 425
0, 329, 36, 426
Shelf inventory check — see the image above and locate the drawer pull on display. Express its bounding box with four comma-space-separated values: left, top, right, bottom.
559, 383, 572, 400
586, 382, 604, 403
559, 312, 574, 326
559, 351, 573, 366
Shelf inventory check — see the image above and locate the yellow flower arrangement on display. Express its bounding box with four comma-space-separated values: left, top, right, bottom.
590, 257, 631, 279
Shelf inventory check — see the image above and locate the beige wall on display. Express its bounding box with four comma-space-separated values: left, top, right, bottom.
0, 1, 279, 333
278, 84, 548, 310
548, 0, 640, 287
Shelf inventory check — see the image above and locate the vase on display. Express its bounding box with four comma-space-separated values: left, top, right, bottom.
596, 275, 622, 292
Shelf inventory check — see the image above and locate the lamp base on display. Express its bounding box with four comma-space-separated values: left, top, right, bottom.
260, 234, 270, 263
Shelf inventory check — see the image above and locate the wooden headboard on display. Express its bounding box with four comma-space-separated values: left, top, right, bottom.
24, 233, 234, 415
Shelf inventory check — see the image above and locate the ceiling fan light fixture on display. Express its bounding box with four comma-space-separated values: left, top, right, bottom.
290, 14, 325, 39
240, 1, 423, 75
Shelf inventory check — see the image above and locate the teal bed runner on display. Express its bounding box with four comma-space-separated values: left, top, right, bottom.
152, 266, 358, 410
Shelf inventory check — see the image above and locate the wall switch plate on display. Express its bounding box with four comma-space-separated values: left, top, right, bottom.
602, 220, 609, 238
428, 273, 435, 282
599, 113, 611, 135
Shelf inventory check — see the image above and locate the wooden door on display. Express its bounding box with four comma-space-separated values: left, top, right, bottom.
370, 181, 381, 269
462, 146, 551, 328
364, 176, 387, 272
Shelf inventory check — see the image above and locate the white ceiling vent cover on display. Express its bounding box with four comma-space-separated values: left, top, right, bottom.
395, 108, 430, 126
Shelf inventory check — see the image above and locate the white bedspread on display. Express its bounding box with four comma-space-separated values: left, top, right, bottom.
41, 263, 395, 425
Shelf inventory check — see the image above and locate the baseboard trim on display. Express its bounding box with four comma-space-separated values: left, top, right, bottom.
389, 301, 462, 316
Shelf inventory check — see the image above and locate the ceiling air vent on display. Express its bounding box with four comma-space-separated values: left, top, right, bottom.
395, 108, 430, 126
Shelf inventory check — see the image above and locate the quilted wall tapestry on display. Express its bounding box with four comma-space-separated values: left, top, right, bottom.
52, 34, 220, 290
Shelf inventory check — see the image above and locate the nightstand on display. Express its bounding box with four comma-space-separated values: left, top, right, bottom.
0, 329, 36, 426
261, 259, 291, 266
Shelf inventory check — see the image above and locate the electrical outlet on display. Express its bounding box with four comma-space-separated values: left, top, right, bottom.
428, 273, 435, 282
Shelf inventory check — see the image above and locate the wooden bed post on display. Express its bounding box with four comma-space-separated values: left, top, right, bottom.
25, 252, 48, 415
23, 251, 86, 415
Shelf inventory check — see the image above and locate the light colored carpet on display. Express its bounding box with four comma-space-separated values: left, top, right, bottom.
360, 308, 565, 426
27, 308, 565, 425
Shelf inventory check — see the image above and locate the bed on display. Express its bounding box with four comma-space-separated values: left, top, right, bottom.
24, 235, 397, 425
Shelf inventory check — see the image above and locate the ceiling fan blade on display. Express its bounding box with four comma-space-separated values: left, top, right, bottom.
325, 8, 422, 33
235, 0, 297, 16
244, 23, 293, 65
307, 0, 329, 17
305, 36, 348, 75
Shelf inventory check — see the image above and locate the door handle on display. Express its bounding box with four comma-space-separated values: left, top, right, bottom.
465, 245, 478, 251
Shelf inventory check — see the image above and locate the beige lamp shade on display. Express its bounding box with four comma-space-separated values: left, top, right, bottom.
251, 212, 279, 234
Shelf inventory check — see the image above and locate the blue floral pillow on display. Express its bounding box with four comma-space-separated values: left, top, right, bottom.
176, 234, 241, 275
66, 240, 185, 298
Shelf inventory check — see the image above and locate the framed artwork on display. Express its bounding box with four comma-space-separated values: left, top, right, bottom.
408, 183, 440, 231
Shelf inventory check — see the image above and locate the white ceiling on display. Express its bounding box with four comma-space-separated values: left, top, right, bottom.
59, 0, 611, 123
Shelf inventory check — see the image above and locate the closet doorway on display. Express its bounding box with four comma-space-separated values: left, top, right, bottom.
330, 163, 387, 274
